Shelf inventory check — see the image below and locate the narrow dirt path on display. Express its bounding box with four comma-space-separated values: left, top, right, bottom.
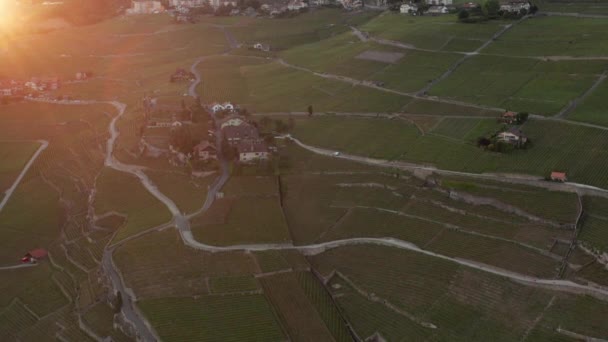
0, 140, 49, 212
555, 70, 608, 118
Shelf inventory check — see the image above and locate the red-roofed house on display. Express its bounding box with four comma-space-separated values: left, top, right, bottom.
501, 111, 517, 124
193, 141, 217, 161
21, 249, 48, 263
550, 172, 567, 182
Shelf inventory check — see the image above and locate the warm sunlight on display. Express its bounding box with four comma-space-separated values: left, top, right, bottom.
0, 0, 16, 29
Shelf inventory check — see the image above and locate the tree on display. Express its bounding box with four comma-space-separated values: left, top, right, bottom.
516, 112, 529, 124
483, 0, 500, 17
170, 126, 194, 153
307, 105, 314, 117
274, 119, 288, 133
458, 9, 470, 21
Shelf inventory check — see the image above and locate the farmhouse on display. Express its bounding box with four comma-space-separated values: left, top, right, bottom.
499, 0, 530, 12
169, 0, 206, 7
223, 123, 259, 146
426, 0, 452, 5
21, 249, 48, 263
497, 127, 527, 145
550, 172, 567, 182
126, 0, 164, 14
287, 0, 308, 10
400, 3, 418, 13
500, 111, 517, 124
237, 139, 270, 163
193, 140, 217, 161
427, 5, 449, 14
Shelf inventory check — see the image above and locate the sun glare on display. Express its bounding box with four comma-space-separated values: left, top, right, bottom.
0, 0, 16, 29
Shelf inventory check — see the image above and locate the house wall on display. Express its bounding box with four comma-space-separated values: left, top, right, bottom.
239, 151, 269, 163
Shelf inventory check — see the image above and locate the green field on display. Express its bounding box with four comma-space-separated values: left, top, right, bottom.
281, 32, 462, 93
430, 55, 602, 116
0, 141, 40, 194
94, 168, 172, 243
291, 115, 608, 189
139, 295, 285, 342
146, 171, 215, 214
114, 229, 259, 298
197, 56, 410, 112
230, 9, 377, 51
191, 197, 291, 245
568, 78, 608, 127
484, 16, 608, 57
360, 14, 504, 52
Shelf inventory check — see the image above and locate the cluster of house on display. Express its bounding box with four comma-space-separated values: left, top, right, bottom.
0, 77, 60, 97
21, 249, 48, 264
496, 111, 527, 146
170, 68, 195, 82
219, 113, 272, 163
400, 0, 453, 15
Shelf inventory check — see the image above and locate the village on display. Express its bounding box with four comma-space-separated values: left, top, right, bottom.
0, 71, 93, 103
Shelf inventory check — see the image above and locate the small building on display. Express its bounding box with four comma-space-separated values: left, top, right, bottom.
126, 0, 164, 14
427, 5, 449, 14
550, 172, 567, 182
223, 124, 259, 146
253, 43, 270, 52
426, 0, 452, 4
287, 0, 308, 10
499, 0, 530, 12
210, 102, 235, 114
75, 72, 90, 81
193, 140, 217, 161
400, 3, 418, 13
21, 249, 48, 263
497, 127, 527, 145
237, 139, 270, 163
170, 68, 195, 82
462, 2, 479, 9
500, 111, 517, 124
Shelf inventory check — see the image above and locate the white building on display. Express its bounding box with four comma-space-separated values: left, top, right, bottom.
400, 3, 418, 13
427, 5, 449, 14
237, 139, 270, 163
126, 0, 164, 14
287, 0, 308, 10
499, 0, 530, 12
219, 114, 246, 129
426, 0, 452, 5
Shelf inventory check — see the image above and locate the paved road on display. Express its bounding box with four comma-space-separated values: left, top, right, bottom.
0, 263, 38, 270
286, 135, 608, 197
0, 140, 49, 212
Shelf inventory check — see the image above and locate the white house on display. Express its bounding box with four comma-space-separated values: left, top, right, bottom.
400, 3, 418, 13
287, 0, 308, 10
426, 0, 452, 5
126, 0, 164, 14
427, 5, 449, 14
210, 102, 235, 113
497, 127, 527, 145
253, 43, 270, 51
237, 139, 270, 163
499, 0, 530, 12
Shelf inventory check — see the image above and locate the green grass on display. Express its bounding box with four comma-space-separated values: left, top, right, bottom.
192, 197, 291, 245
579, 215, 608, 254
139, 295, 285, 342
568, 78, 608, 127
254, 250, 292, 273
197, 56, 410, 113
442, 177, 580, 224
430, 118, 497, 141
404, 98, 502, 116
484, 16, 608, 56
94, 168, 172, 243
231, 9, 377, 51
0, 141, 40, 194
114, 229, 259, 298
260, 272, 336, 341
82, 303, 131, 341
209, 276, 259, 294
430, 55, 600, 116
281, 32, 461, 93
223, 176, 278, 197
360, 14, 504, 52
291, 116, 608, 189
146, 171, 215, 214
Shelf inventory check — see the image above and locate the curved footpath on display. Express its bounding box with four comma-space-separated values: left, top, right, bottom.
0, 139, 49, 212
30, 54, 608, 340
